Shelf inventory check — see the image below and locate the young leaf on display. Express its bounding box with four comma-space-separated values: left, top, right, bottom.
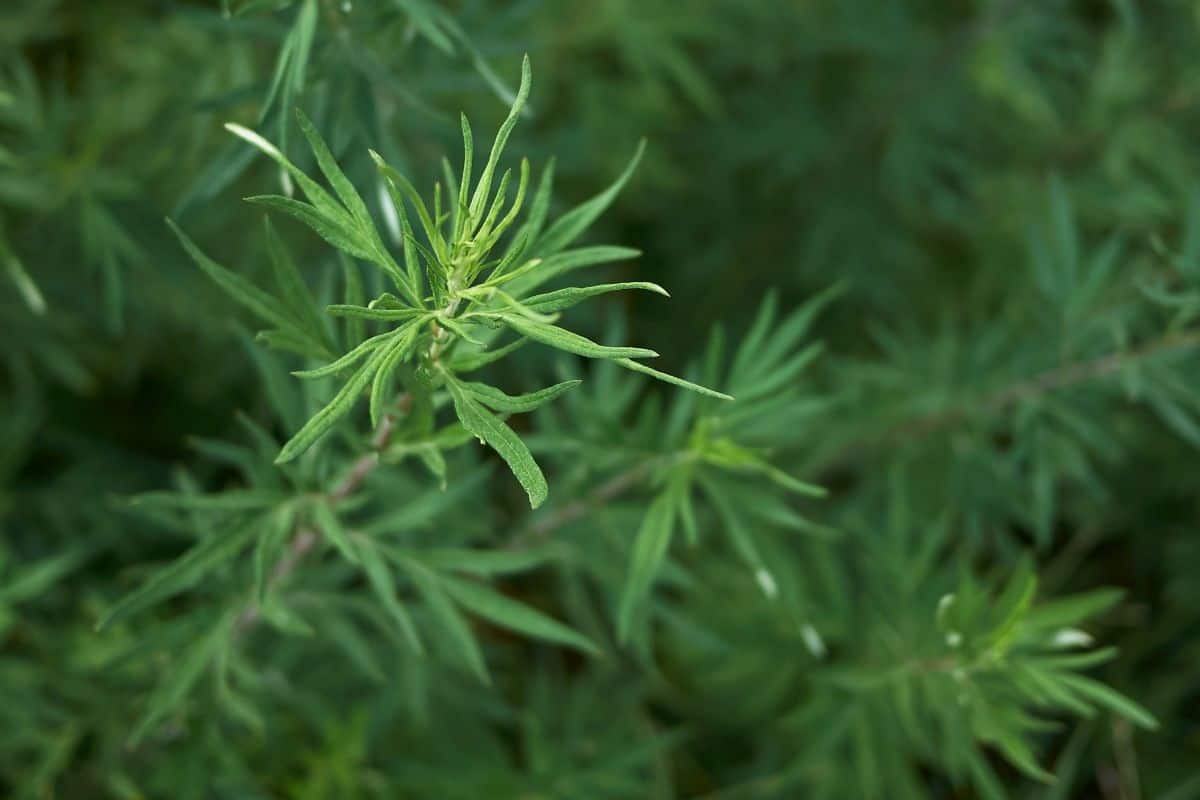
415, 546, 556, 576
467, 55, 532, 224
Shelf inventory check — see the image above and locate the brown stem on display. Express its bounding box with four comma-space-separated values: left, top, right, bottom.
234, 397, 407, 637
815, 329, 1200, 476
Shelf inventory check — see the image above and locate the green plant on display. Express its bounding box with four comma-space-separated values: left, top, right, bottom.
4, 2, 1198, 798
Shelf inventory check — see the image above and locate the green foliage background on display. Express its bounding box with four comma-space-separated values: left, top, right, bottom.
3, 0, 1200, 797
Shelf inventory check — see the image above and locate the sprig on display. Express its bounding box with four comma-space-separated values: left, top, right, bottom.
172, 55, 730, 507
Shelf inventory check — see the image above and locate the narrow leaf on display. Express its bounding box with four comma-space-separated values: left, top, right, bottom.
463, 379, 581, 413
524, 282, 668, 313
276, 341, 390, 463
533, 139, 646, 257
444, 375, 548, 508
618, 492, 676, 642
441, 574, 599, 655
615, 358, 733, 400
501, 314, 657, 360
358, 543, 423, 653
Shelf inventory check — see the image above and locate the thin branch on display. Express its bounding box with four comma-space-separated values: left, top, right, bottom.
814, 329, 1200, 476
510, 330, 1200, 547
234, 397, 407, 636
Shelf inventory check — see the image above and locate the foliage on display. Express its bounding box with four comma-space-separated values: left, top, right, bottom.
3, 0, 1199, 798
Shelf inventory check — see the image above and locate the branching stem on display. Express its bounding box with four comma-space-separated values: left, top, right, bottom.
234, 396, 407, 636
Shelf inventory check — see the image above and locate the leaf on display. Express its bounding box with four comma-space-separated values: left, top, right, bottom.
264, 217, 329, 346
252, 507, 294, 603
130, 617, 229, 746
326, 304, 424, 321
986, 555, 1037, 653
447, 337, 527, 372
519, 154, 555, 230
1023, 588, 1125, 632
533, 139, 646, 257
0, 549, 87, 604
699, 474, 767, 577
370, 321, 421, 427
444, 375, 548, 508
501, 314, 657, 360
416, 546, 555, 576
453, 114, 473, 241
524, 282, 669, 313
615, 358, 733, 400
131, 489, 285, 513
502, 245, 642, 295
358, 542, 423, 653
168, 220, 303, 335
311, 501, 359, 564
291, 330, 393, 379
245, 195, 373, 260
618, 492, 677, 642
259, 0, 317, 123
1048, 173, 1078, 288
441, 574, 599, 655
295, 109, 372, 226
392, 0, 455, 54
2, 239, 45, 315
374, 157, 425, 302
467, 55, 532, 224
370, 150, 447, 267
276, 341, 391, 463
463, 379, 581, 413
98, 521, 260, 630
1057, 674, 1159, 730
401, 559, 488, 683
226, 122, 345, 221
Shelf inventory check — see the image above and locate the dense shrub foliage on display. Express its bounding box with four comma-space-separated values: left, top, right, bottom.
3, 1, 1199, 797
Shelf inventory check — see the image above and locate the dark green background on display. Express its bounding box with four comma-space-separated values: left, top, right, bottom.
3, 0, 1199, 797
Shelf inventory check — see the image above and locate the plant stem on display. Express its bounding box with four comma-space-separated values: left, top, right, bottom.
813, 328, 1200, 476
234, 398, 406, 635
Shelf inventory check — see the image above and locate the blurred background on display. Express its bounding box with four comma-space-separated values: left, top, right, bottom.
4, 0, 1200, 797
